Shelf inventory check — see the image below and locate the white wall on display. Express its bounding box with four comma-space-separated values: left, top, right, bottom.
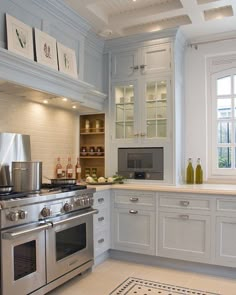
185, 37, 236, 181
0, 95, 79, 179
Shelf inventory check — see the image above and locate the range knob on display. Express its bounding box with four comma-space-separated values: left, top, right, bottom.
76, 198, 85, 206
7, 211, 19, 222
41, 207, 51, 218
63, 203, 73, 212
18, 210, 28, 220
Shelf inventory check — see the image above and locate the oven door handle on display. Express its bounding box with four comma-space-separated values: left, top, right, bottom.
52, 209, 99, 227
2, 223, 52, 240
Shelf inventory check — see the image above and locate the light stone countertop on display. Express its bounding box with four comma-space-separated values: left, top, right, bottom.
88, 183, 236, 196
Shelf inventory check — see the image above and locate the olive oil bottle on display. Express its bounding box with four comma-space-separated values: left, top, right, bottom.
195, 158, 203, 184
186, 158, 194, 184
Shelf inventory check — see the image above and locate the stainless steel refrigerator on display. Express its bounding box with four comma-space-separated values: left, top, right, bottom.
0, 132, 31, 186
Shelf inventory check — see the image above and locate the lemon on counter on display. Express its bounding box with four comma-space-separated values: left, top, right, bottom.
98, 177, 106, 183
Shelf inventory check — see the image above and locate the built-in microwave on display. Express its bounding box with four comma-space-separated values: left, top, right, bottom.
118, 147, 164, 180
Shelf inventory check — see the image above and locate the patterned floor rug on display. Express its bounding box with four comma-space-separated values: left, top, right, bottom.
109, 277, 221, 295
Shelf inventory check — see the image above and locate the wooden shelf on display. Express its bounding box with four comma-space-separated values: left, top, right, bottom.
80, 131, 104, 135
80, 113, 105, 178
80, 156, 104, 159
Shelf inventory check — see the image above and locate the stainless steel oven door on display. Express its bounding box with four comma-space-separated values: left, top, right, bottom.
46, 208, 98, 283
1, 223, 51, 295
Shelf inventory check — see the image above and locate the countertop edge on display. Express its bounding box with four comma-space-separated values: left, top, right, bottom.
88, 183, 236, 196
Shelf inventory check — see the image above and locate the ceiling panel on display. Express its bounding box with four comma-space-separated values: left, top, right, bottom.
64, 0, 236, 39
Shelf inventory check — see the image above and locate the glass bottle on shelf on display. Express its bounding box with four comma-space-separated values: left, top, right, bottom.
55, 157, 63, 178
75, 157, 81, 182
66, 157, 73, 178
186, 158, 194, 184
195, 158, 203, 184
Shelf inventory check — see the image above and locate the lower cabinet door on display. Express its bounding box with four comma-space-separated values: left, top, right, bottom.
112, 208, 155, 255
158, 212, 211, 263
215, 216, 236, 267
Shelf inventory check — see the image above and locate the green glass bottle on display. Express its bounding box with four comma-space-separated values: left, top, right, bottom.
186, 158, 194, 184
195, 158, 203, 184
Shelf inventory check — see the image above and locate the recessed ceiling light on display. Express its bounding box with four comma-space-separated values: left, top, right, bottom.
62, 97, 68, 102
72, 105, 77, 109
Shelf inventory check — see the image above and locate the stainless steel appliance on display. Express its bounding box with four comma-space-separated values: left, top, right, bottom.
0, 184, 97, 295
12, 161, 42, 192
0, 132, 31, 187
118, 147, 164, 180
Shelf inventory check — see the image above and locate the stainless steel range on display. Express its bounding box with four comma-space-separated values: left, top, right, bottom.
0, 184, 97, 295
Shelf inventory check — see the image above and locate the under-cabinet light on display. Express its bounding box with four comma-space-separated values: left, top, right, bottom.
43, 100, 48, 104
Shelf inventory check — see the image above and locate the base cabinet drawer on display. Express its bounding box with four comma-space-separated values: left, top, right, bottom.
158, 212, 211, 263
215, 216, 236, 267
94, 230, 110, 257
112, 208, 155, 255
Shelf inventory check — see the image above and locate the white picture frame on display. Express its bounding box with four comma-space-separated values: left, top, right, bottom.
57, 42, 78, 78
34, 28, 58, 70
6, 14, 34, 60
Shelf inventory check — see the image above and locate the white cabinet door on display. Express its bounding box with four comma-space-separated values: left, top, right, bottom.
140, 43, 171, 75
112, 80, 139, 141
158, 212, 211, 263
112, 208, 155, 255
215, 216, 236, 267
111, 50, 139, 79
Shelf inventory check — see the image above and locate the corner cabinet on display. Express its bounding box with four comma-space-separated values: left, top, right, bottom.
80, 113, 105, 179
107, 30, 185, 183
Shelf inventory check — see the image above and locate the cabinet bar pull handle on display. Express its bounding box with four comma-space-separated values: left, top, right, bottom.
140, 64, 147, 69
98, 216, 104, 222
98, 238, 104, 244
98, 198, 104, 203
140, 133, 146, 137
129, 210, 138, 214
134, 133, 139, 137
180, 201, 190, 207
179, 214, 189, 220
130, 66, 139, 70
130, 197, 139, 202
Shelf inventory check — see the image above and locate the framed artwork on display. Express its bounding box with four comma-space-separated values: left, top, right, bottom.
6, 14, 34, 60
57, 42, 78, 78
34, 28, 58, 70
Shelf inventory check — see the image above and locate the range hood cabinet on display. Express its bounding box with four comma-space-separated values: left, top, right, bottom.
0, 48, 107, 112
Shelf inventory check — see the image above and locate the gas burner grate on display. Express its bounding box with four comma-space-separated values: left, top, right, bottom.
109, 277, 221, 295
41, 183, 87, 191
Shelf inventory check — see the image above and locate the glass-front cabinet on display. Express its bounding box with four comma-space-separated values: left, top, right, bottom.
146, 80, 168, 138
114, 81, 137, 139
112, 77, 170, 142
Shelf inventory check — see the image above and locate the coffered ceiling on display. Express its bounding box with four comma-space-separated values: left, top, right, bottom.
64, 0, 236, 39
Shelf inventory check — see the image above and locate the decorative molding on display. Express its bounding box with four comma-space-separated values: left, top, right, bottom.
31, 0, 91, 37
0, 48, 107, 111
104, 28, 178, 53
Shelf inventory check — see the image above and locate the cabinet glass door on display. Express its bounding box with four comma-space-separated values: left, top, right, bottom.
115, 84, 135, 139
146, 80, 167, 138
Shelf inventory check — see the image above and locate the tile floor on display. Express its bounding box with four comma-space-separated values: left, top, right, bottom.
48, 259, 236, 295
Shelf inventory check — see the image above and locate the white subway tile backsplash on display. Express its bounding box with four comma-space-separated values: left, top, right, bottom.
0, 95, 79, 179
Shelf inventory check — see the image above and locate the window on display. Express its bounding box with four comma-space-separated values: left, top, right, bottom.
210, 69, 236, 177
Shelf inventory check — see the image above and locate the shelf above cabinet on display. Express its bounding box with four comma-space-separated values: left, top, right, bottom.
0, 48, 107, 112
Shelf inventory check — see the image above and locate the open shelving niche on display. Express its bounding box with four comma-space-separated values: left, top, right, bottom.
80, 113, 105, 179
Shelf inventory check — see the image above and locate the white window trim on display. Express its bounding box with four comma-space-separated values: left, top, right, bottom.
207, 54, 236, 181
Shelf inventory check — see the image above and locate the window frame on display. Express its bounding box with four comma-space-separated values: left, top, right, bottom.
209, 68, 236, 179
